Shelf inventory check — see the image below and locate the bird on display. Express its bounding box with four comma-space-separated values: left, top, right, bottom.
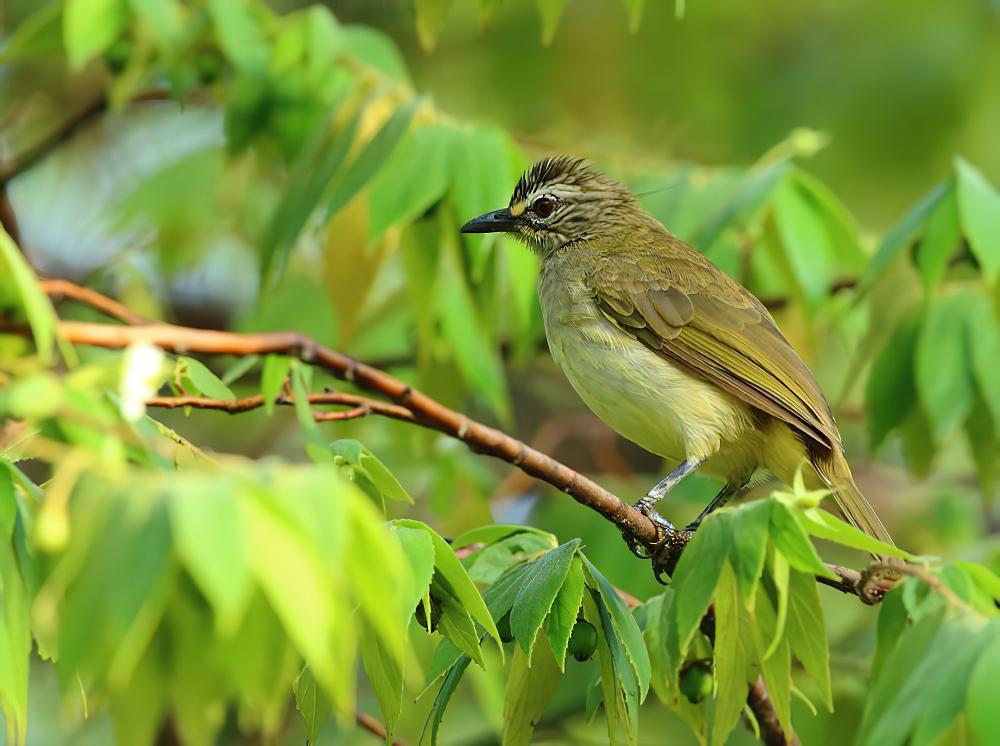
460, 156, 893, 553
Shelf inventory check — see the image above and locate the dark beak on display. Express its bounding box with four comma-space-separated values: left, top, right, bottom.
460, 207, 518, 234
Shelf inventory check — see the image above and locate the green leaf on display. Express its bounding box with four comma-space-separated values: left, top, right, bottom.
727, 500, 770, 606
502, 641, 562, 746
330, 439, 413, 504
260, 355, 291, 416
865, 313, 920, 449
784, 568, 832, 709
393, 520, 501, 646
63, 0, 127, 69
510, 541, 579, 660
0, 226, 57, 365
800, 506, 910, 558
359, 626, 403, 740
916, 293, 976, 442
259, 111, 359, 282
589, 587, 640, 744
915, 183, 960, 289
967, 624, 1000, 746
668, 515, 728, 659
178, 357, 236, 402
322, 98, 419, 223
864, 181, 948, 285
451, 524, 556, 551
289, 363, 331, 463
771, 175, 837, 303
434, 219, 510, 419
208, 0, 268, 73
293, 667, 332, 745
414, 0, 453, 52
390, 525, 436, 613
752, 590, 792, 736
168, 478, 252, 634
544, 557, 585, 670
0, 481, 29, 746
768, 499, 833, 576
583, 557, 651, 700
965, 292, 1000, 427
536, 0, 566, 44
622, 0, 647, 31
422, 656, 470, 745
368, 123, 455, 240
955, 157, 1000, 282
711, 562, 754, 746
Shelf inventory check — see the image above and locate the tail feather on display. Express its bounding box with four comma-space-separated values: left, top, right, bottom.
814, 450, 894, 548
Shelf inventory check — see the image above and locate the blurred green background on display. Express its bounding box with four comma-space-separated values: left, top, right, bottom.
2, 0, 1000, 744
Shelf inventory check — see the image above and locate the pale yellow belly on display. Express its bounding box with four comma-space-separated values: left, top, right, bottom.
544, 312, 756, 467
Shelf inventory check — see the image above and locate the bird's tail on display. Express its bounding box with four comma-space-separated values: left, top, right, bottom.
814, 449, 895, 548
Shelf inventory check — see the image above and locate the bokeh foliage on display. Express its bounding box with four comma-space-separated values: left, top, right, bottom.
2, 1, 1000, 744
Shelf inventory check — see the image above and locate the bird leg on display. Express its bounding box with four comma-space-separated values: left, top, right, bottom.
684, 479, 750, 531
622, 458, 702, 560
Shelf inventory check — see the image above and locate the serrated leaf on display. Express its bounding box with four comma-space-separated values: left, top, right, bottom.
394, 520, 501, 646
293, 667, 332, 745
711, 562, 754, 746
800, 506, 911, 559
955, 157, 1000, 281
359, 626, 403, 739
727, 499, 770, 606
668, 513, 728, 661
768, 500, 833, 577
502, 641, 561, 746
422, 656, 470, 745
510, 541, 578, 660
544, 557, 585, 670
752, 590, 792, 736
583, 557, 650, 700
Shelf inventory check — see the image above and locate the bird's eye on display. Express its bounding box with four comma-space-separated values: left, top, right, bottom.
532, 196, 555, 218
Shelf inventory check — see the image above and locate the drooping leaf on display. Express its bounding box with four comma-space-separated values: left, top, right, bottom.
359, 626, 403, 740
293, 666, 332, 745
967, 624, 1000, 746
865, 313, 920, 449
727, 499, 770, 606
330, 439, 413, 504
177, 357, 236, 402
510, 541, 579, 659
864, 180, 948, 285
914, 183, 960, 289
915, 293, 976, 442
668, 515, 728, 658
414, 0, 453, 52
544, 557, 585, 670
0, 226, 57, 365
955, 157, 1000, 281
260, 355, 292, 416
502, 641, 562, 746
785, 569, 832, 709
710, 562, 754, 746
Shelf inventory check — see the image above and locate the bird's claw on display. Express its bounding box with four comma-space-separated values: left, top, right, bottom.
620, 498, 685, 581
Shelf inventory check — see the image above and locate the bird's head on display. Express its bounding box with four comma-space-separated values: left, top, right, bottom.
460, 156, 639, 254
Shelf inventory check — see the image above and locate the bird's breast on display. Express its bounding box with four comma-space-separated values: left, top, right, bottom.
537, 264, 755, 464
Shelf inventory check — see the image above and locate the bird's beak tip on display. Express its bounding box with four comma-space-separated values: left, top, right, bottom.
460, 207, 516, 234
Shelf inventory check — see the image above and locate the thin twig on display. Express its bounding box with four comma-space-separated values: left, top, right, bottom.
41, 278, 150, 325
146, 392, 414, 423
356, 711, 406, 746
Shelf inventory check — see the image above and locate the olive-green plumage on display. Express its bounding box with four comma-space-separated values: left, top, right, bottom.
461, 157, 892, 546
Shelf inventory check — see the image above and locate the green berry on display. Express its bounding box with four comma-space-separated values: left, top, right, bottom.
679, 660, 714, 703
568, 619, 598, 661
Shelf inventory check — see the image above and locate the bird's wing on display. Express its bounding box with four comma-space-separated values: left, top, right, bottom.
587, 251, 841, 451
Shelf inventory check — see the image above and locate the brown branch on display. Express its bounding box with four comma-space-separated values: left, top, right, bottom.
146, 392, 414, 423
40, 278, 150, 325
356, 711, 406, 746
31, 319, 665, 547
748, 678, 799, 746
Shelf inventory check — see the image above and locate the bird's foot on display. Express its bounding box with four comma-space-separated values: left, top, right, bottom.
620, 498, 695, 582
